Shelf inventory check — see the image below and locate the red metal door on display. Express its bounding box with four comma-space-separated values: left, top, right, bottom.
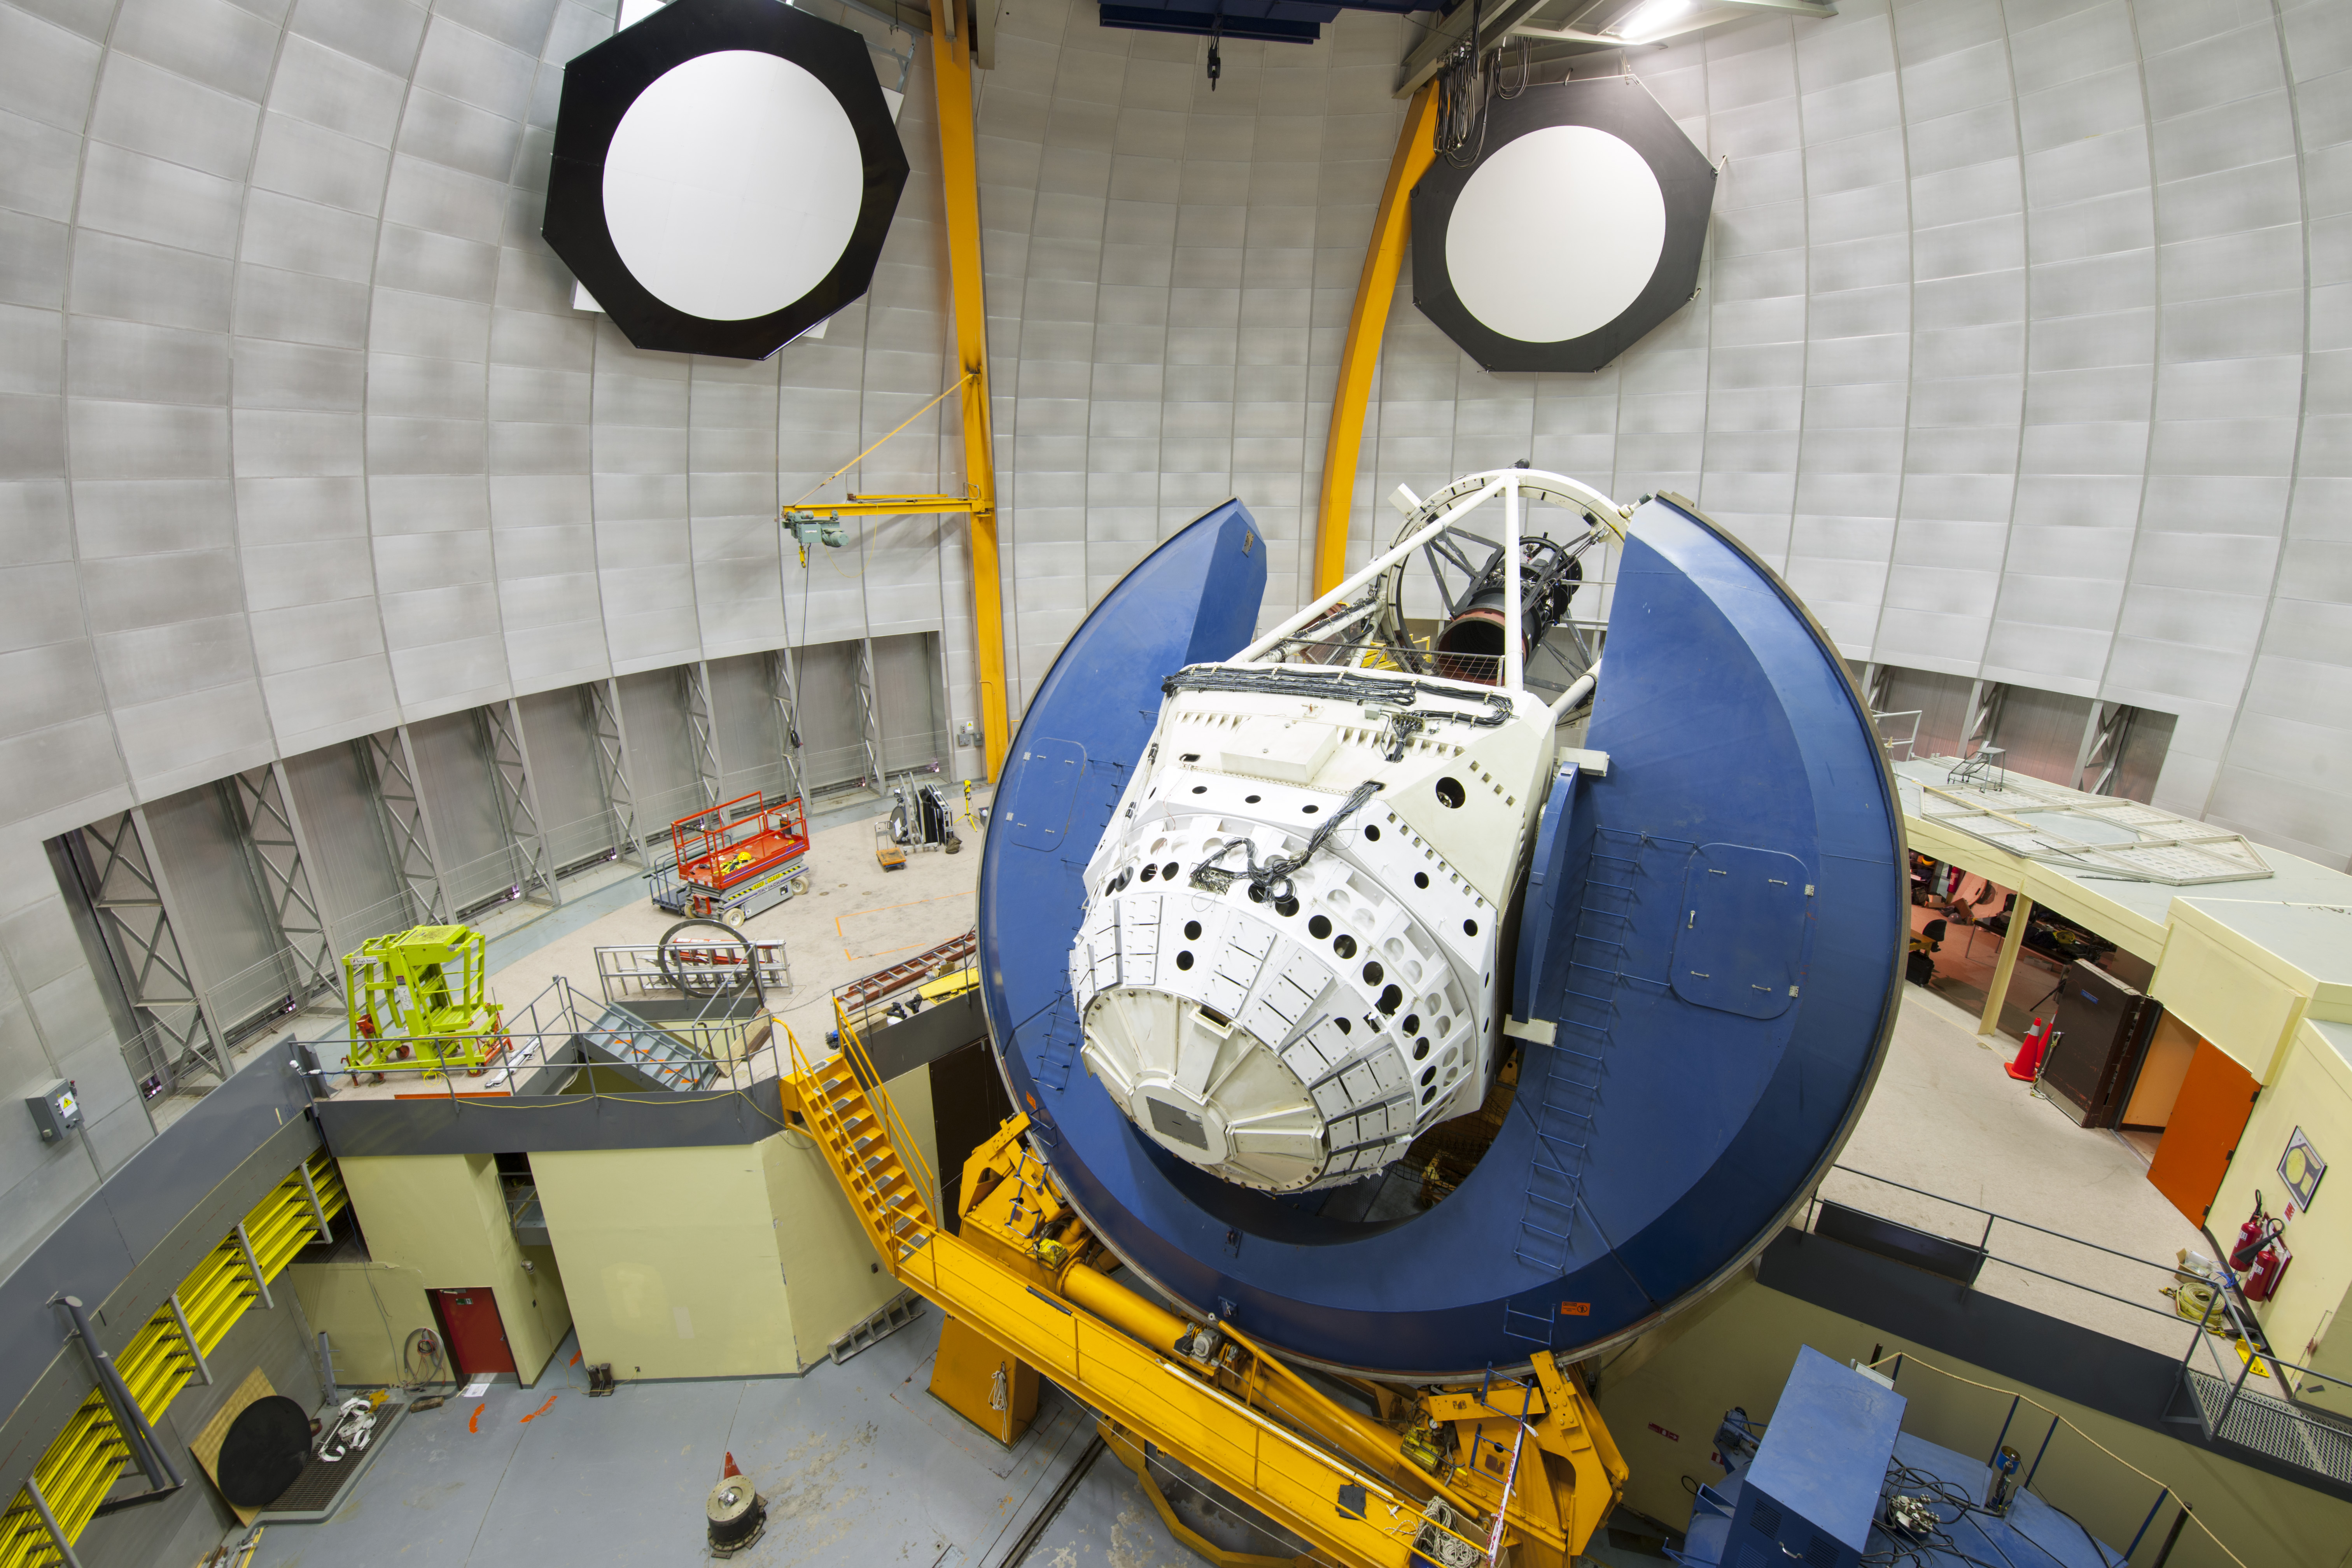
434, 1287, 517, 1377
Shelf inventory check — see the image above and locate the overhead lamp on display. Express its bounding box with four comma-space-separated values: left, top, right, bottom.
1612, 0, 1692, 42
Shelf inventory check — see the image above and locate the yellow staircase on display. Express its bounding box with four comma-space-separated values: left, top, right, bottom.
794, 1033, 938, 1265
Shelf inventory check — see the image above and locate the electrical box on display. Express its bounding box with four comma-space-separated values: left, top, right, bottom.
1724, 1346, 1905, 1568
27, 1080, 80, 1143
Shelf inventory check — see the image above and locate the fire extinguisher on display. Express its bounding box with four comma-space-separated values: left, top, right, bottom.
2230, 1193, 2271, 1272
2245, 1242, 2286, 1302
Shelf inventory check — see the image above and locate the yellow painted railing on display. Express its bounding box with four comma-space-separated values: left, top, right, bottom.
787, 1014, 1494, 1568
0, 1152, 347, 1566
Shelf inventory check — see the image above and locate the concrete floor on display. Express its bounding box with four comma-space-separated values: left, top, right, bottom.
1830, 970, 2208, 1345
234, 1311, 1206, 1568
305, 793, 991, 1097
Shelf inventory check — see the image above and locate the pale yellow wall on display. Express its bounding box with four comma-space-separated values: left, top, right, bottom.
287, 1260, 438, 1388
1596, 1270, 2352, 1568
2208, 1018, 2352, 1386
531, 1144, 798, 1379
2153, 919, 2311, 1082
338, 1153, 572, 1385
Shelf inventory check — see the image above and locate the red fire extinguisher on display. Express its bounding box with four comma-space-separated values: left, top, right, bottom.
2245, 1242, 2287, 1302
2230, 1194, 2273, 1274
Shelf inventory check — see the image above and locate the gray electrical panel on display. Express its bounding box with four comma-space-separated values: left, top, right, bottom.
27, 1080, 80, 1142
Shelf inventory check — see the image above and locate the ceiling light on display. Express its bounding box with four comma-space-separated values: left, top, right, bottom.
1612, 0, 1693, 42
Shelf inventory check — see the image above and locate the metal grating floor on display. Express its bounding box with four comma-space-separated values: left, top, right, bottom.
2186, 1369, 2352, 1484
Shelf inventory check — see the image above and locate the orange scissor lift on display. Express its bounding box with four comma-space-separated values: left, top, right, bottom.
648, 792, 812, 921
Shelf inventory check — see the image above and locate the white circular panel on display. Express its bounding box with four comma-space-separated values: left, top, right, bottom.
602, 51, 864, 321
1443, 125, 1667, 344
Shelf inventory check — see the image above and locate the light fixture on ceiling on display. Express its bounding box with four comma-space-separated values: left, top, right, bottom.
1611, 0, 1693, 42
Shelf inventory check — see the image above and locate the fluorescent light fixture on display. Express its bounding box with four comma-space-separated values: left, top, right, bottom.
1612, 0, 1693, 41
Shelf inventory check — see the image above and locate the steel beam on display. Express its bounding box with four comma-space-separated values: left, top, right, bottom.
682, 661, 723, 806
1962, 680, 2008, 760
583, 677, 644, 863
768, 649, 809, 802
2074, 700, 2138, 796
480, 699, 562, 908
75, 808, 232, 1086
355, 726, 450, 927
854, 640, 887, 793
1396, 0, 1550, 96
931, 0, 1010, 782
221, 762, 341, 1006
1312, 86, 1438, 595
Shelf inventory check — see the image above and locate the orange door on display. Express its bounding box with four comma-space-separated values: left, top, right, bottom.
2146, 1040, 2261, 1227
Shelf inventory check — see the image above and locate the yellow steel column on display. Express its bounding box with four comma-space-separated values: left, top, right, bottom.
931, 0, 1010, 781
1310, 86, 1437, 596
1978, 893, 2034, 1042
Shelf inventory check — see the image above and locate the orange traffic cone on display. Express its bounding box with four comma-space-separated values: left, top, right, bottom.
2006, 1018, 2049, 1083
721, 1452, 741, 1480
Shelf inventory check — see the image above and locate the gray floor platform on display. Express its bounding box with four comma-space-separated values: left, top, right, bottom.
232, 1314, 1208, 1568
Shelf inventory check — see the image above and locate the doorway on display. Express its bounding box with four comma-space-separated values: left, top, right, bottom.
433, 1286, 518, 1378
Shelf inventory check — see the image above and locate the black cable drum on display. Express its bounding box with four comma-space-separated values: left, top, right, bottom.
706, 1476, 766, 1554
215, 1395, 312, 1508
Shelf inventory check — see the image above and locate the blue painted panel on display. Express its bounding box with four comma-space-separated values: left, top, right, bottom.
1508, 762, 1578, 1029
1000, 737, 1088, 852
1742, 1346, 1905, 1554
977, 492, 1904, 1374
1671, 843, 1811, 1019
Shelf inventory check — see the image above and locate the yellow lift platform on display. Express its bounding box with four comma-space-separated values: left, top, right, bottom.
785, 1006, 1628, 1568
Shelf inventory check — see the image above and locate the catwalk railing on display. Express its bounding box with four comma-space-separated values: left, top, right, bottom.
1808, 1167, 2352, 1491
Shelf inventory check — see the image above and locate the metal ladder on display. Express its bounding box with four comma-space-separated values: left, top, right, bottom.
576, 1003, 724, 1091
1505, 827, 1689, 1343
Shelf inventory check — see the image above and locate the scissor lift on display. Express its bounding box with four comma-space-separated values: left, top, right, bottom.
647, 792, 811, 922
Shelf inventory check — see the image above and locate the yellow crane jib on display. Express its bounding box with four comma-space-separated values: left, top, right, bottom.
343, 924, 506, 1080
785, 1005, 1627, 1568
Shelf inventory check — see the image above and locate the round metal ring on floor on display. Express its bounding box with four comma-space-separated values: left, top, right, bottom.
658, 917, 764, 1003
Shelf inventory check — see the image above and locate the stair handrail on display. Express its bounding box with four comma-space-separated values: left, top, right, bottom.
834, 997, 941, 1220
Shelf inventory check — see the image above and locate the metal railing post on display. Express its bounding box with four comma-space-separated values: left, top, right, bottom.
1987, 1395, 2019, 1467
2020, 1414, 2059, 1491
23, 1475, 82, 1568
51, 1294, 181, 1490
167, 1292, 211, 1386
234, 1223, 273, 1310
297, 1164, 332, 1241
2123, 1487, 2170, 1560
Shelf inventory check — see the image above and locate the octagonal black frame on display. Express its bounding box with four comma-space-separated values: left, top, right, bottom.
1410, 79, 1717, 374
544, 0, 910, 360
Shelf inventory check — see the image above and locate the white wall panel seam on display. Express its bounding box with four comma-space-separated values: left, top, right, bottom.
2082, 2, 2210, 795
213, 2, 303, 780
2198, 0, 2318, 824
1970, 0, 2038, 680
1783, 18, 1811, 579
487, 3, 592, 702
58, 3, 144, 814
357, 10, 438, 737
1864, 2, 1925, 665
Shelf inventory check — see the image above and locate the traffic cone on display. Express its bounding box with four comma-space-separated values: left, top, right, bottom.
2006, 1018, 2049, 1083
721, 1452, 740, 1480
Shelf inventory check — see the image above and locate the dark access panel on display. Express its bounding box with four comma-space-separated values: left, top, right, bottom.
2041, 960, 2162, 1129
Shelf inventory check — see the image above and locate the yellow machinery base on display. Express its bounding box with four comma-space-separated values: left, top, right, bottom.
929, 1314, 1038, 1446
1100, 1419, 1316, 1568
